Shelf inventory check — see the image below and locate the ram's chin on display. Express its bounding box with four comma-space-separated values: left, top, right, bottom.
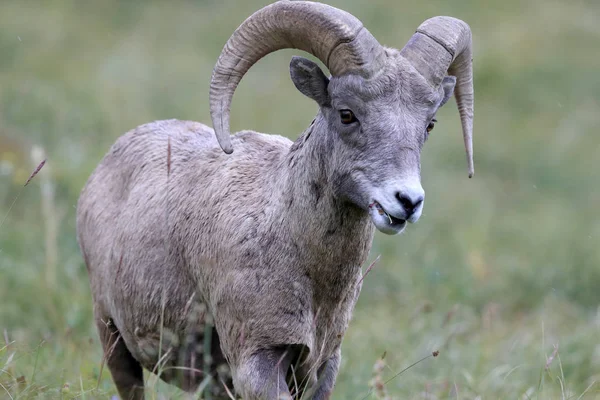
368, 204, 406, 235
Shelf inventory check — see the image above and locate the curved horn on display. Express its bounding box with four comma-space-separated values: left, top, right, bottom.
210, 0, 385, 154
400, 17, 474, 178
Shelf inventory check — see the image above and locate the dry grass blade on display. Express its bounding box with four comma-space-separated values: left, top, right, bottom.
0, 158, 47, 231
24, 159, 46, 187
221, 378, 236, 400
2, 330, 18, 387
357, 255, 381, 286
150, 347, 172, 377
0, 342, 14, 353
545, 344, 558, 370
0, 381, 13, 400
96, 327, 121, 390
157, 365, 205, 375
181, 291, 197, 321
289, 364, 299, 399
359, 350, 439, 400
167, 137, 172, 177
575, 380, 597, 400
0, 194, 19, 232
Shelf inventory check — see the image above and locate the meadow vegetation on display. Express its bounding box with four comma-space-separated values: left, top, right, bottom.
1, 0, 599, 398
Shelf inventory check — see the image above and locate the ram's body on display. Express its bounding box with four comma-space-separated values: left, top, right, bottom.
77, 119, 371, 393
77, 2, 475, 399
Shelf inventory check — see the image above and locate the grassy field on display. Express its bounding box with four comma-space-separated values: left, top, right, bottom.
1, 0, 599, 398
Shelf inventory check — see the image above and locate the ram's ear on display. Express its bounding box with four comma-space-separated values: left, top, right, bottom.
290, 56, 330, 107
439, 75, 457, 107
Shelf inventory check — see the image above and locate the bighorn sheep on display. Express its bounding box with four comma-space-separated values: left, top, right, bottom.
76, 1, 474, 399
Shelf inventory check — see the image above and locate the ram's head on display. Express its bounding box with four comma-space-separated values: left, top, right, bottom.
210, 1, 474, 235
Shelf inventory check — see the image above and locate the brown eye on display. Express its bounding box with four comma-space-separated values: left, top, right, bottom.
427, 119, 437, 133
340, 110, 357, 125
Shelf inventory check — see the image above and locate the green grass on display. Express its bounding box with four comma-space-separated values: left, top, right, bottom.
1, 0, 599, 398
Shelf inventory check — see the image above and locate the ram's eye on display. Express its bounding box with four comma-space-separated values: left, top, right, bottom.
340, 110, 357, 125
426, 119, 437, 133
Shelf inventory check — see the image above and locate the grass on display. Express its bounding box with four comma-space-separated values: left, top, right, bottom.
1, 0, 599, 398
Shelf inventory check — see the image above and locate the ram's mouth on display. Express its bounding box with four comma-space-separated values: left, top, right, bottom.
373, 202, 406, 224
368, 201, 406, 235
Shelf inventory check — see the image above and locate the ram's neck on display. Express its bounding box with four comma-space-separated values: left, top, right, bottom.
268, 119, 375, 298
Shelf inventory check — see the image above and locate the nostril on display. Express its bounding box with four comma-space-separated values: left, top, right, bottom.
395, 192, 424, 214
396, 193, 412, 211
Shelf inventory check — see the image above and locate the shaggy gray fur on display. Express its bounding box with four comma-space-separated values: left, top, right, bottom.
77, 2, 474, 399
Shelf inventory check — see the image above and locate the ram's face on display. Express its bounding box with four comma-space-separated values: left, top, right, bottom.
290, 54, 456, 235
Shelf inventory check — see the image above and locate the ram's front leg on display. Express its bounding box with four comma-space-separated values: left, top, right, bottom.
310, 350, 341, 400
235, 347, 297, 399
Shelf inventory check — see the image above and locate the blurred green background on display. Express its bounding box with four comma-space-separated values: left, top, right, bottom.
1, 0, 599, 398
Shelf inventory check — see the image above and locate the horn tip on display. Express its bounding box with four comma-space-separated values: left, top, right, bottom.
221, 144, 234, 154
217, 137, 234, 154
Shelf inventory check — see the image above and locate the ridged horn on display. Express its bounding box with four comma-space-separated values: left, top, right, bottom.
209, 0, 385, 154
400, 17, 475, 177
